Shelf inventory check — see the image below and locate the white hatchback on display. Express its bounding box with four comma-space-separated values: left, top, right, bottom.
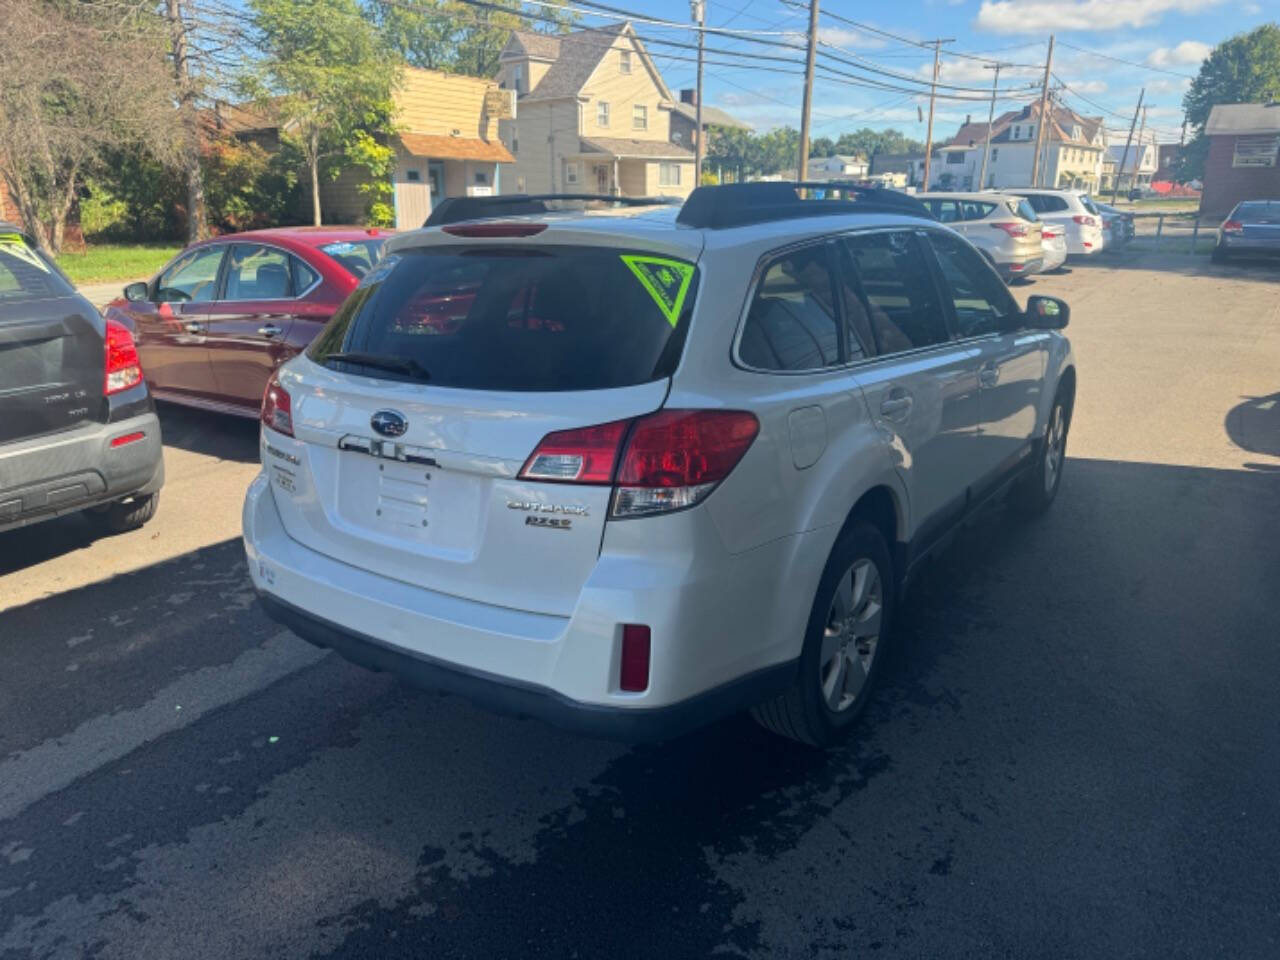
1005, 189, 1105, 256
244, 184, 1077, 745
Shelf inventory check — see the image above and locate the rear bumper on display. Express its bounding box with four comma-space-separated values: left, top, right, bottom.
1219, 235, 1280, 255
258, 592, 795, 741
1001, 256, 1044, 279
0, 411, 164, 532
243, 472, 815, 739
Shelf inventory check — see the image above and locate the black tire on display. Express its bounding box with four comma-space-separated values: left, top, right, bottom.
751, 522, 895, 747
1014, 390, 1070, 516
1211, 245, 1228, 265
94, 491, 159, 533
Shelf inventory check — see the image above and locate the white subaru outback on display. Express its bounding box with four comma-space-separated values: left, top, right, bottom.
244, 183, 1076, 746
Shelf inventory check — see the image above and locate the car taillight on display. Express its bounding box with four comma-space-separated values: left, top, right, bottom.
1042, 226, 1060, 238
519, 410, 760, 518
519, 420, 630, 484
104, 319, 143, 395
261, 371, 293, 437
613, 410, 759, 518
1222, 220, 1244, 234
1072, 215, 1098, 227
991, 222, 1029, 237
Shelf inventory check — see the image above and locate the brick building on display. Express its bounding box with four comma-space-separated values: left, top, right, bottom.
1200, 102, 1280, 216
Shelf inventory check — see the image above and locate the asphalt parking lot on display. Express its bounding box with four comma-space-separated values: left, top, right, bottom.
2, 252, 1279, 959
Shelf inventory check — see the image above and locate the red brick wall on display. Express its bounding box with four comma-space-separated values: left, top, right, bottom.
1201, 134, 1280, 216
0, 177, 12, 224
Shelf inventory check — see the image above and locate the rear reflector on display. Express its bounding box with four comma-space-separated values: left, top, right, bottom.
620, 625, 651, 692
109, 431, 145, 448
261, 370, 294, 437
442, 222, 548, 238
104, 319, 143, 395
519, 420, 630, 484
1009, 263, 1026, 272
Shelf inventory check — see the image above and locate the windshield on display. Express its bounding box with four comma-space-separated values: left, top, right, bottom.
308, 244, 698, 392
319, 239, 387, 279
0, 233, 74, 305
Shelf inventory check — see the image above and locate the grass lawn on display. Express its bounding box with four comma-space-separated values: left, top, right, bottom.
56, 243, 181, 285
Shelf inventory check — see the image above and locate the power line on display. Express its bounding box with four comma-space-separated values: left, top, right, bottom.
1056, 40, 1198, 80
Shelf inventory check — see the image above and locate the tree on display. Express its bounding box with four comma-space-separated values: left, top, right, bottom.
243, 0, 400, 225
1179, 23, 1280, 180
810, 136, 836, 159
0, 0, 177, 252
371, 0, 575, 78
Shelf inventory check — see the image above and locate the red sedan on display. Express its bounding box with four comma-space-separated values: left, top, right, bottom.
104, 227, 393, 418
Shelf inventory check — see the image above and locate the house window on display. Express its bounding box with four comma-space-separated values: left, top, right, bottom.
406, 169, 421, 182
991, 148, 999, 162
512, 137, 519, 155
475, 171, 488, 185
620, 50, 632, 74
658, 162, 681, 186
564, 161, 580, 185
633, 105, 647, 131
1232, 135, 1279, 168
597, 101, 610, 127
512, 65, 524, 94
1013, 125, 1020, 139
946, 151, 964, 164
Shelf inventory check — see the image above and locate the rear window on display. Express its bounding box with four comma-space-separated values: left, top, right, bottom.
1078, 196, 1101, 216
319, 240, 385, 278
0, 234, 74, 306
1008, 197, 1039, 222
308, 245, 698, 391
1235, 201, 1280, 220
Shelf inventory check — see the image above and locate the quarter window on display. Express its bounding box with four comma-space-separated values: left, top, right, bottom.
926, 231, 1018, 338
738, 245, 842, 372
154, 246, 225, 303
840, 232, 948, 354
223, 245, 295, 300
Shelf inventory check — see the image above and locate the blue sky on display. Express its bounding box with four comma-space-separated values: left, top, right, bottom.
589, 0, 1274, 143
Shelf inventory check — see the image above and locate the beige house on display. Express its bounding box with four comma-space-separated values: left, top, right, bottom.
320, 68, 515, 229
495, 24, 696, 198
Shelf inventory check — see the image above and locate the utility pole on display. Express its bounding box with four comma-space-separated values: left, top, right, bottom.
1111, 87, 1144, 205
920, 38, 954, 192
978, 62, 1006, 191
1135, 104, 1147, 191
1030, 34, 1054, 189
691, 0, 705, 185
797, 0, 820, 181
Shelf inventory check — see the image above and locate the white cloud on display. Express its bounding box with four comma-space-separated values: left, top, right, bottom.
1242, 1, 1261, 13
1146, 40, 1212, 65
818, 27, 889, 50
975, 0, 1224, 34
1072, 79, 1110, 93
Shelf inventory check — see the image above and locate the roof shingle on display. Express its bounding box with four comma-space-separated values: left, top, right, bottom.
579, 136, 694, 159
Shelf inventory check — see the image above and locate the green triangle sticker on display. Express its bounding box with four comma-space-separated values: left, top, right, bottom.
620, 254, 694, 328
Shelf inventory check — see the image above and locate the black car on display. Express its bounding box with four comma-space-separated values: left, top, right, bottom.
0, 225, 163, 533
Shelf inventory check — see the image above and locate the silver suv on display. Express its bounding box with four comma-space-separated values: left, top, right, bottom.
244, 184, 1076, 746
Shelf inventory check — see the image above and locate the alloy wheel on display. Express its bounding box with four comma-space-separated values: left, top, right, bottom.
1044, 403, 1066, 493
819, 558, 884, 713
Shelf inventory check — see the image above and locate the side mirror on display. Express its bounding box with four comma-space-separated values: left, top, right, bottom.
123, 281, 149, 303
1026, 295, 1069, 329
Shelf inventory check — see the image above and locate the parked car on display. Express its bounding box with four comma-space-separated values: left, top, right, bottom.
243, 184, 1076, 746
0, 225, 163, 533
1094, 202, 1135, 248
1211, 200, 1280, 263
104, 227, 392, 418
1039, 223, 1068, 273
917, 192, 1043, 281
1004, 189, 1105, 256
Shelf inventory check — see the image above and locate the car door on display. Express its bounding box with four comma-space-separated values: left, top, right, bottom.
835, 230, 984, 550
202, 243, 309, 410
126, 244, 225, 398
924, 229, 1047, 496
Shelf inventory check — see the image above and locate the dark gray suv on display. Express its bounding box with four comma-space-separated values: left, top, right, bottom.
0, 226, 163, 534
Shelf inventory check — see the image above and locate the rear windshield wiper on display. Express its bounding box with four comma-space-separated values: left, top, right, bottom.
322, 351, 430, 381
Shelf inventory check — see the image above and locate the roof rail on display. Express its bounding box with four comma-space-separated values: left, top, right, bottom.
423, 194, 677, 228
676, 181, 934, 230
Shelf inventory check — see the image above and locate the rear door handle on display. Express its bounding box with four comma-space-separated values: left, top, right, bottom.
258, 324, 283, 338
979, 363, 1000, 387
880, 392, 913, 419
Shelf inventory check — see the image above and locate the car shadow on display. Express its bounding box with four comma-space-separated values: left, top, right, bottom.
1226, 391, 1280, 465
155, 401, 261, 464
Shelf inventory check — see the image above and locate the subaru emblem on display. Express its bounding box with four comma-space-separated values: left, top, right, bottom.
370, 409, 408, 438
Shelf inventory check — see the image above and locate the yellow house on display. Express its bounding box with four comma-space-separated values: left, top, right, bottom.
320, 67, 515, 229
495, 24, 696, 198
